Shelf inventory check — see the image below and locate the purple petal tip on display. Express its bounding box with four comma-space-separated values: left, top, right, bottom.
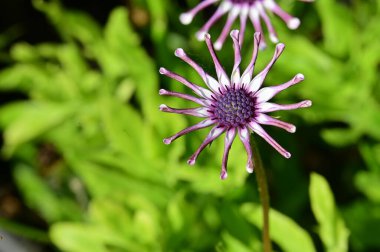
284, 152, 291, 159
288, 18, 300, 30
179, 13, 192, 25
230, 29, 239, 38
303, 100, 312, 107
259, 43, 267, 50
269, 34, 279, 43
289, 126, 296, 133
254, 32, 261, 40
174, 48, 185, 57
214, 41, 222, 50
196, 31, 207, 41
159, 89, 166, 95
295, 73, 305, 81
159, 104, 168, 111
163, 138, 171, 144
187, 159, 195, 165
276, 43, 285, 51
246, 166, 254, 173
159, 67, 167, 74
220, 171, 228, 180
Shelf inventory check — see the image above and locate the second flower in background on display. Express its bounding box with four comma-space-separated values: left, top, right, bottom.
180, 0, 313, 49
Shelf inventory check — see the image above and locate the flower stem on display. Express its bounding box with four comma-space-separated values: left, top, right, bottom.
251, 138, 272, 252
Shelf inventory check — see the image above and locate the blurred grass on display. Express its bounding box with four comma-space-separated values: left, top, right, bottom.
0, 0, 379, 251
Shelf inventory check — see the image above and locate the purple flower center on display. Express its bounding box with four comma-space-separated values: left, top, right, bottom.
213, 88, 256, 127
229, 0, 258, 5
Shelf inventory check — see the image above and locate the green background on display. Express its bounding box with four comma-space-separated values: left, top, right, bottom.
0, 0, 379, 251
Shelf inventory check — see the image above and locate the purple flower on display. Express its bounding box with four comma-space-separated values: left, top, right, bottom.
180, 0, 313, 50
159, 30, 311, 179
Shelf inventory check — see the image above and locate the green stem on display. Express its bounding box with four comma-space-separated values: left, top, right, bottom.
251, 138, 272, 252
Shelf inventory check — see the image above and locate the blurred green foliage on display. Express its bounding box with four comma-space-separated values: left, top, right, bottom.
0, 0, 379, 251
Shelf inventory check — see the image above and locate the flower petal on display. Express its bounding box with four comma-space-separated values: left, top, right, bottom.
180, 0, 219, 25
159, 105, 211, 117
214, 5, 241, 50
248, 7, 267, 49
220, 128, 237, 180
255, 73, 304, 103
238, 126, 254, 173
174, 48, 222, 94
196, 1, 232, 41
256, 100, 312, 113
238, 6, 249, 47
159, 89, 210, 106
163, 119, 215, 144
159, 67, 214, 99
241, 32, 261, 86
188, 126, 225, 165
248, 121, 291, 158
255, 113, 296, 133
257, 2, 278, 43
264, 0, 300, 30
230, 30, 242, 86
205, 33, 231, 87
246, 43, 285, 93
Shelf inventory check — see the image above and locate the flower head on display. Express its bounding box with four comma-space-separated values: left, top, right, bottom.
159, 30, 311, 179
180, 0, 313, 50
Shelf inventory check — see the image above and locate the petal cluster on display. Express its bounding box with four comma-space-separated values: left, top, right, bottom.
180, 0, 313, 49
159, 30, 311, 179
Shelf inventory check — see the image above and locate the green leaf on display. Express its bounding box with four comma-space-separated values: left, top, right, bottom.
0, 60, 82, 100
309, 173, 349, 252
167, 192, 186, 232
98, 97, 144, 156
102, 7, 162, 129
55, 43, 89, 83
0, 102, 28, 127
359, 143, 380, 173
316, 0, 356, 57
146, 0, 168, 42
342, 201, 380, 250
10, 42, 40, 62
219, 232, 256, 252
241, 203, 316, 252
355, 171, 380, 203
321, 128, 360, 147
65, 157, 171, 207
0, 64, 46, 92
50, 223, 115, 252
221, 204, 253, 245
0, 25, 22, 50
13, 164, 82, 223
0, 218, 49, 243
50, 198, 158, 252
32, 0, 102, 44
2, 102, 77, 154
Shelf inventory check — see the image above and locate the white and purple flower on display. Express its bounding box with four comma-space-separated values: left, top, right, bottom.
180, 0, 313, 49
159, 30, 311, 179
